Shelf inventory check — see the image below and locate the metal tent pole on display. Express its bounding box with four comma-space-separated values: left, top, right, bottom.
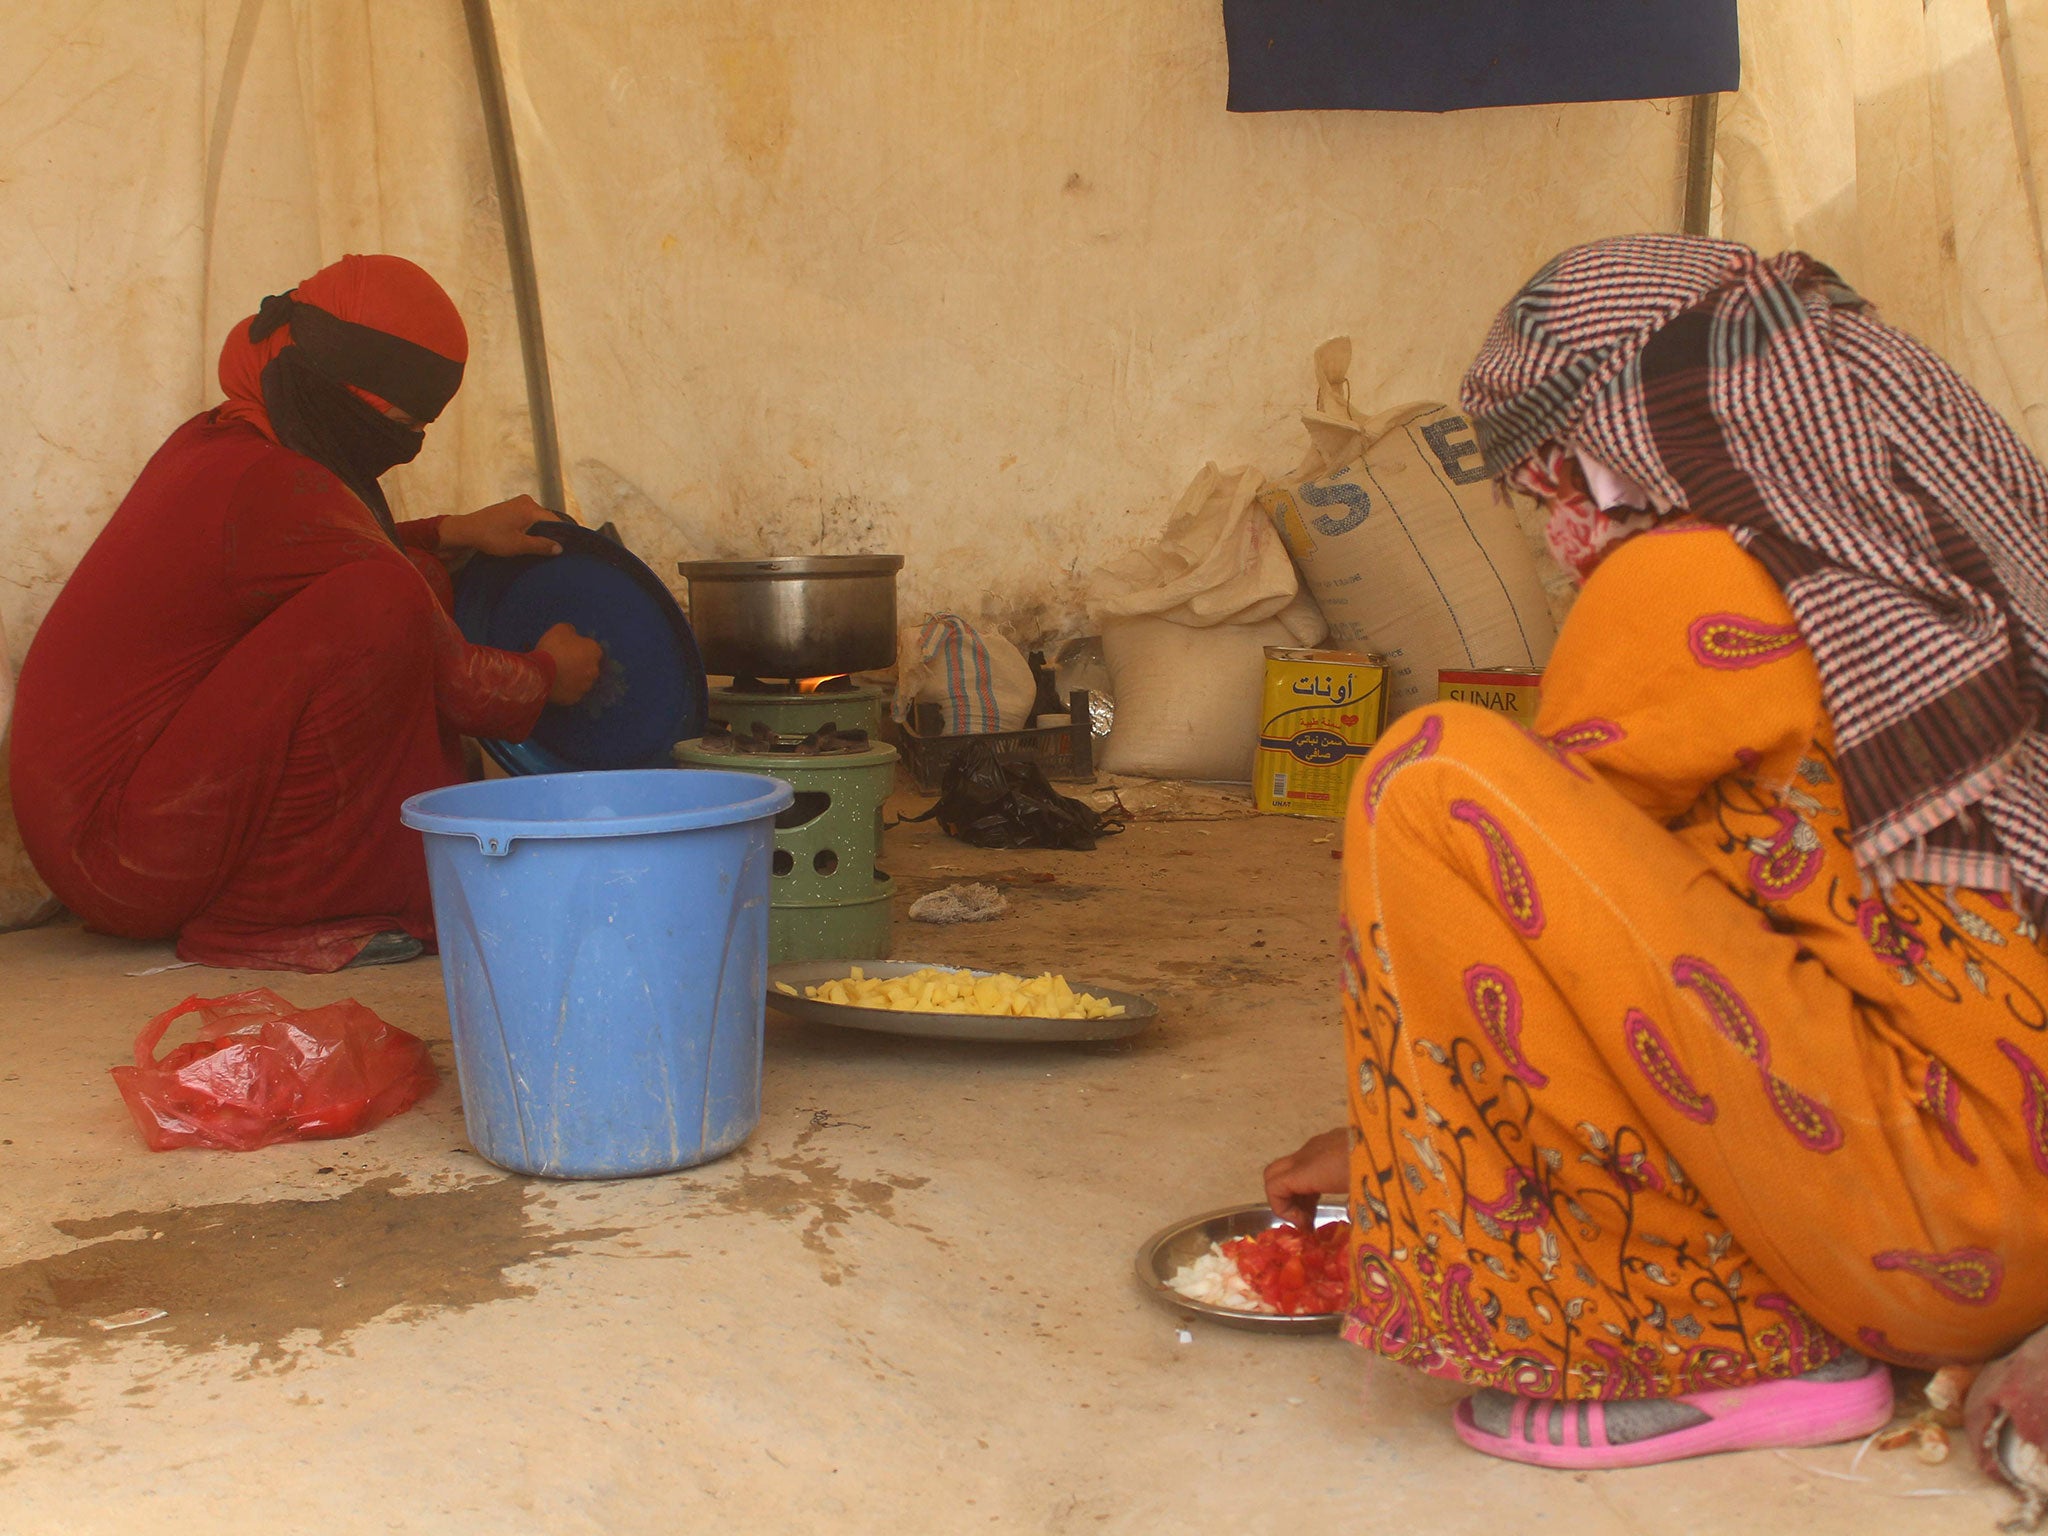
461, 0, 566, 511
1682, 92, 1721, 238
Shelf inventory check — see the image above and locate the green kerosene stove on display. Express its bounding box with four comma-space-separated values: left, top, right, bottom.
674, 712, 895, 963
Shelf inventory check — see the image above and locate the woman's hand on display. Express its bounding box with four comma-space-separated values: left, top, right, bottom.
536, 623, 603, 706
443, 495, 571, 558
1263, 1127, 1350, 1230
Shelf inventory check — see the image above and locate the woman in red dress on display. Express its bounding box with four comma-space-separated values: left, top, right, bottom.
9, 254, 600, 972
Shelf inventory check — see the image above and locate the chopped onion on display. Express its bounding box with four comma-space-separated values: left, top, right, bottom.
1165, 1242, 1277, 1314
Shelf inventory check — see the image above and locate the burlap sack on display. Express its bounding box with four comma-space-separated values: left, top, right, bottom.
1258, 338, 1555, 716
1091, 462, 1302, 629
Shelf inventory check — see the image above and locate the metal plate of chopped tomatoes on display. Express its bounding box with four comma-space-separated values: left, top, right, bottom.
1135, 1201, 1351, 1333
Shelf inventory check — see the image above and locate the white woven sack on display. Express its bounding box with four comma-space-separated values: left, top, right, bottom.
1099, 592, 1323, 782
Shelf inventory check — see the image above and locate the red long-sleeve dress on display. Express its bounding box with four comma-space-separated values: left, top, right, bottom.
9, 411, 554, 971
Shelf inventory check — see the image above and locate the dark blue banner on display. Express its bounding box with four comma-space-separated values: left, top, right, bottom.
1223, 1, 1740, 113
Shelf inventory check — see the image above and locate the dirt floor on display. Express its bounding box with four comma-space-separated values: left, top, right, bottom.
0, 785, 2015, 1534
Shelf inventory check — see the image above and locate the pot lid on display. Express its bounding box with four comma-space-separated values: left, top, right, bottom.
676, 554, 904, 580
454, 521, 708, 776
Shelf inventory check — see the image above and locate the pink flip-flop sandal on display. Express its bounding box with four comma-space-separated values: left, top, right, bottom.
1454, 1365, 1896, 1470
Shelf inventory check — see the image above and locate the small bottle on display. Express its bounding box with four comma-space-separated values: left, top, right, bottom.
1027, 650, 1063, 725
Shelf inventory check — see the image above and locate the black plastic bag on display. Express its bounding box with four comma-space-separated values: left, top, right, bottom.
905, 741, 1124, 851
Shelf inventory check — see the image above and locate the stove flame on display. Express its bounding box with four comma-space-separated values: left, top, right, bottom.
797, 674, 850, 694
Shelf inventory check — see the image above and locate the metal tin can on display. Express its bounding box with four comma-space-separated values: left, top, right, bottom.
1437, 666, 1543, 725
1255, 648, 1392, 819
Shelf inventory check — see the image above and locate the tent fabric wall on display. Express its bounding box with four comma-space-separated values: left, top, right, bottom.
1714, 0, 2048, 455
0, 0, 1685, 664
2, 0, 2046, 670
490, 2, 1687, 642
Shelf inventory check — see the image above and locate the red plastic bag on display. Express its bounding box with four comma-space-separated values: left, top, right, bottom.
110, 988, 440, 1151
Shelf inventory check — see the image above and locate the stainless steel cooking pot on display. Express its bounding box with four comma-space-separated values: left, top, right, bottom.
677, 554, 904, 679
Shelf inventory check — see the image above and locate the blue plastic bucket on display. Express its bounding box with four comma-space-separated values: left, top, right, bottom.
400, 768, 793, 1178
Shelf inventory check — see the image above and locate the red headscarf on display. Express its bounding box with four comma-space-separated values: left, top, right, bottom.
217, 254, 469, 441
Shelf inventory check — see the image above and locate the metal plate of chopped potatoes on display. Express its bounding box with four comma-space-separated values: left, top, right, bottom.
764, 960, 1157, 1042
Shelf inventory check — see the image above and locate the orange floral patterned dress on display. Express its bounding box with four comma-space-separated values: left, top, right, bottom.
1341, 523, 2048, 1400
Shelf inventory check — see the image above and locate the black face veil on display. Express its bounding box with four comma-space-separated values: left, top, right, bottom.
246, 293, 466, 539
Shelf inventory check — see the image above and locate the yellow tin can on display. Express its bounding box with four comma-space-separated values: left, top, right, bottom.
1255, 648, 1392, 819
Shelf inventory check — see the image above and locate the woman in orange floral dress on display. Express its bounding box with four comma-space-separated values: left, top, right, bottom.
1265, 235, 2048, 1470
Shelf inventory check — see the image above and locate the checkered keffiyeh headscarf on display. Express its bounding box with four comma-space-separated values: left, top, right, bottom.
1462, 233, 2048, 918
